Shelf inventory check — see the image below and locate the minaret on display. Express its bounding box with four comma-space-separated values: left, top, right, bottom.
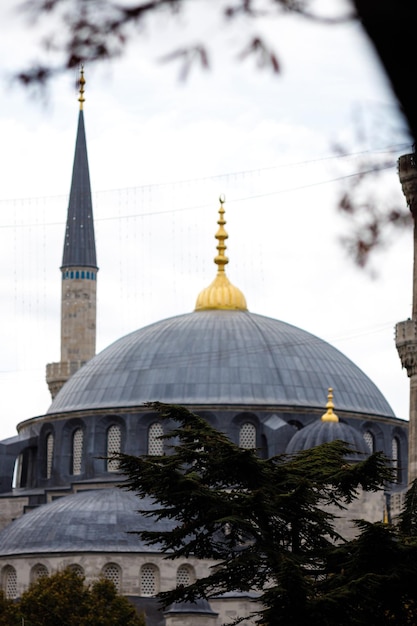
395, 147, 417, 484
46, 68, 98, 399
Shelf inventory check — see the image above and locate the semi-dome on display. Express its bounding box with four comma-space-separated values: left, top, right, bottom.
0, 489, 171, 556
48, 309, 394, 417
165, 598, 218, 616
285, 388, 371, 458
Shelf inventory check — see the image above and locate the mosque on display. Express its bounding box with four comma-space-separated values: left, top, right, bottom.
0, 71, 409, 625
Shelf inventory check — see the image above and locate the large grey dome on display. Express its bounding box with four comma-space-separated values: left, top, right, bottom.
48, 310, 394, 417
0, 489, 171, 556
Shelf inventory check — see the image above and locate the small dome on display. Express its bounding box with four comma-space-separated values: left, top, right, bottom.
0, 489, 173, 556
286, 389, 370, 459
286, 420, 369, 458
164, 598, 218, 616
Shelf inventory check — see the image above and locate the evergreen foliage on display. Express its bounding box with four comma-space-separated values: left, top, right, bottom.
0, 589, 19, 626
116, 402, 417, 626
0, 568, 145, 626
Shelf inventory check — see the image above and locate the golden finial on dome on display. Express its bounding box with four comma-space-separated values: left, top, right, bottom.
194, 196, 248, 311
78, 65, 85, 111
383, 499, 389, 524
321, 387, 339, 422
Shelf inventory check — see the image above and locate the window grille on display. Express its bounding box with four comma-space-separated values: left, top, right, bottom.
176, 564, 194, 587
102, 563, 121, 591
239, 422, 256, 449
392, 437, 400, 482
68, 564, 84, 577
3, 566, 17, 599
32, 564, 48, 582
140, 564, 159, 596
46, 433, 54, 479
107, 425, 121, 472
148, 423, 164, 456
363, 430, 374, 454
72, 428, 83, 475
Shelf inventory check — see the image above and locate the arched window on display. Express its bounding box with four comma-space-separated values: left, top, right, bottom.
363, 430, 374, 454
31, 564, 48, 583
72, 428, 84, 475
46, 432, 54, 479
148, 423, 164, 456
12, 448, 35, 489
392, 437, 400, 483
12, 454, 23, 489
68, 564, 84, 577
107, 425, 121, 472
176, 564, 195, 588
2, 565, 17, 599
140, 563, 159, 596
239, 422, 256, 449
102, 563, 121, 592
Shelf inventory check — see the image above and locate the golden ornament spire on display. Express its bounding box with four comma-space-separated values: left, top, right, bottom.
214, 194, 229, 274
321, 387, 339, 422
194, 196, 247, 311
78, 66, 85, 110
383, 499, 390, 524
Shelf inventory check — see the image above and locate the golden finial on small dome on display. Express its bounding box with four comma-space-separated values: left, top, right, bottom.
321, 387, 339, 422
383, 499, 389, 524
78, 65, 85, 110
194, 196, 247, 311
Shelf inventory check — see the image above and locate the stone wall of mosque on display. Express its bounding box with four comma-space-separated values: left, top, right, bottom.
0, 552, 261, 626
0, 495, 29, 532
3, 405, 408, 495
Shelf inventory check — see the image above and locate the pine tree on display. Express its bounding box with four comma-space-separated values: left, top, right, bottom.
117, 402, 396, 625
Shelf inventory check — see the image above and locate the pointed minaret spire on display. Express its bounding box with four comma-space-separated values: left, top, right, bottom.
62, 67, 97, 270
46, 68, 99, 400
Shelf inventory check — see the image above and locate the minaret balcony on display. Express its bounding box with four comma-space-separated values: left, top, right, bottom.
46, 360, 86, 398
396, 319, 417, 377
398, 152, 417, 213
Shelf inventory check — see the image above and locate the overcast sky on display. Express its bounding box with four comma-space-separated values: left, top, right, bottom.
0, 0, 413, 441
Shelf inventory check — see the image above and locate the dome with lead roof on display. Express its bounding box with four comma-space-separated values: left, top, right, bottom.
0, 489, 171, 556
48, 309, 394, 417
47, 199, 394, 419
286, 388, 371, 458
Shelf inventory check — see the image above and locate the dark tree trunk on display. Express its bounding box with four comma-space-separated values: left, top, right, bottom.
354, 0, 417, 143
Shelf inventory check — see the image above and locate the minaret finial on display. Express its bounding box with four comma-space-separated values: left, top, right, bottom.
321, 387, 339, 422
78, 65, 85, 111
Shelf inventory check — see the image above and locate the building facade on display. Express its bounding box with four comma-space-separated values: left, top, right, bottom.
0, 75, 408, 625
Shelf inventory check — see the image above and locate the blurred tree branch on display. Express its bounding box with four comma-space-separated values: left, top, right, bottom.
14, 0, 417, 266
